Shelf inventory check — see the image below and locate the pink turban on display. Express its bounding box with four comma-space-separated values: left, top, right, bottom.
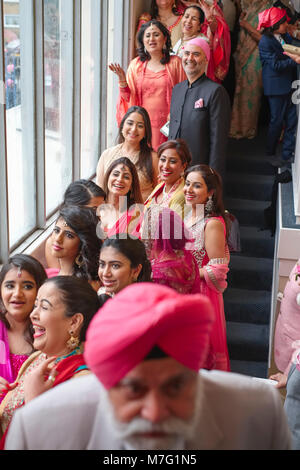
185, 37, 211, 62
257, 7, 288, 30
84, 283, 215, 389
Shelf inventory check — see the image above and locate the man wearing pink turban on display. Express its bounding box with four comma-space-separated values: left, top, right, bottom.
5, 283, 291, 450
168, 37, 231, 182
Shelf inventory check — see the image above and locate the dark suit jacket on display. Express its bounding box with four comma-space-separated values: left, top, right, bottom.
258, 33, 297, 96
168, 75, 231, 180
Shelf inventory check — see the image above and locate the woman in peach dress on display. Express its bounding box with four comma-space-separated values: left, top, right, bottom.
109, 20, 186, 151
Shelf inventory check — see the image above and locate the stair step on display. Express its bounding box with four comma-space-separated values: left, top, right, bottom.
226, 321, 269, 362
239, 226, 275, 258
226, 154, 275, 176
225, 173, 274, 201
229, 360, 268, 379
224, 288, 271, 325
225, 198, 270, 228
228, 254, 273, 291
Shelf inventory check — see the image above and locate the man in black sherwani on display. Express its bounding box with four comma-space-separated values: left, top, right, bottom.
169, 38, 231, 182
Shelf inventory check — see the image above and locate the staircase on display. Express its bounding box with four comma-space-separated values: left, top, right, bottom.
224, 131, 276, 378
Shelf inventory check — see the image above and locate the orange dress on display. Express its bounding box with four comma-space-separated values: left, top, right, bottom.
117, 56, 186, 151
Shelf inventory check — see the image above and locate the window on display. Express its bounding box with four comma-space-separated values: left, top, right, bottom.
4, 14, 19, 27
0, 0, 130, 263
4, 0, 36, 248
44, 0, 73, 215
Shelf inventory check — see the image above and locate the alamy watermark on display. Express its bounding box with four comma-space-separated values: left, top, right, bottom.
292, 80, 300, 104
95, 197, 205, 248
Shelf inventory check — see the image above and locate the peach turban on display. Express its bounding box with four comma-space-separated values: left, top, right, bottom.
186, 37, 211, 62
84, 283, 215, 389
257, 7, 287, 30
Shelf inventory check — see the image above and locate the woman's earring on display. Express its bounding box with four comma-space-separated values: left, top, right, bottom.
205, 195, 214, 215
66, 331, 80, 350
75, 253, 84, 268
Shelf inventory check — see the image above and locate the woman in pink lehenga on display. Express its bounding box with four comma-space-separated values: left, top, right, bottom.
143, 207, 201, 294
184, 164, 230, 372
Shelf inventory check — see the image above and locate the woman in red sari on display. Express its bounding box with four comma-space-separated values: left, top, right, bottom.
0, 276, 101, 446
109, 20, 186, 151
198, 0, 231, 83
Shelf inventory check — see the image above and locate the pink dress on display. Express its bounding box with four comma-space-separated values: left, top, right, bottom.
0, 322, 29, 404
185, 215, 230, 371
117, 56, 186, 151
274, 261, 300, 376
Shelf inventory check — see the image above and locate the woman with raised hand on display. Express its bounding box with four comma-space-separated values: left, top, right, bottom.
98, 157, 144, 239
0, 276, 100, 446
97, 236, 152, 297
96, 106, 158, 202
184, 164, 230, 371
0, 255, 47, 403
46, 205, 102, 291
109, 20, 186, 151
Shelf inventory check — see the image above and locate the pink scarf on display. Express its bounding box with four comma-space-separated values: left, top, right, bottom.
0, 322, 13, 384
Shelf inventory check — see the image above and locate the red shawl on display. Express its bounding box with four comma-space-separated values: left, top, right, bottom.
200, 1, 231, 83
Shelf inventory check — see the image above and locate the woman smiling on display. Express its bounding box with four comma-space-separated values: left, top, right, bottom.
144, 139, 191, 217
46, 205, 102, 290
98, 237, 152, 297
0, 255, 47, 403
99, 157, 144, 238
0, 276, 101, 445
96, 106, 158, 202
184, 164, 230, 371
109, 20, 186, 151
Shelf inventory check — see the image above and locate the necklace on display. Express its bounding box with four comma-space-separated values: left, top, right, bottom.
53, 347, 80, 365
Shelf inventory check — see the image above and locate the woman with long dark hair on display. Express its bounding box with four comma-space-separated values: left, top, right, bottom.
98, 157, 144, 239
45, 179, 106, 270
0, 255, 47, 401
98, 236, 152, 297
46, 205, 102, 291
96, 106, 158, 201
144, 138, 191, 217
109, 20, 186, 151
184, 164, 230, 372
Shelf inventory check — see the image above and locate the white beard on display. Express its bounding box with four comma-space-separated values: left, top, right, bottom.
98, 376, 202, 451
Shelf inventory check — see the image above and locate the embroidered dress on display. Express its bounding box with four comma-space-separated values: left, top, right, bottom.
185, 214, 230, 371
144, 178, 185, 219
